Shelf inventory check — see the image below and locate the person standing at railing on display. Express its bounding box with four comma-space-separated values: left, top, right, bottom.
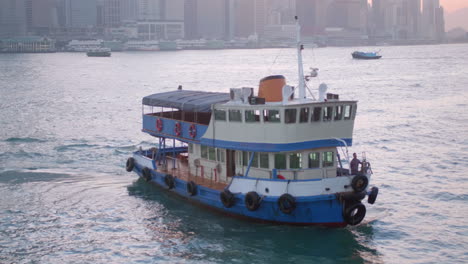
350, 153, 362, 175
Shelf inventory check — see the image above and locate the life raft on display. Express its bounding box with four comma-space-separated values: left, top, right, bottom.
174, 122, 181, 136
156, 118, 163, 132
188, 124, 197, 138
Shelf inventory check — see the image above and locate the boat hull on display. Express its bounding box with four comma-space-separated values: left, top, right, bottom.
352, 53, 381, 60
131, 162, 348, 227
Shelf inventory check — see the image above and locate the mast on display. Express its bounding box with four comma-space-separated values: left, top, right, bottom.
295, 16, 306, 100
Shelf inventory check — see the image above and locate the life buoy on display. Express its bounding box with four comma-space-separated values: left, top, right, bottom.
126, 157, 135, 172
278, 193, 296, 214
343, 202, 366, 226
188, 124, 197, 138
220, 189, 235, 208
367, 186, 379, 204
351, 175, 369, 192
174, 122, 181, 136
164, 174, 175, 189
245, 191, 261, 211
156, 118, 163, 132
187, 181, 197, 196
142, 167, 152, 182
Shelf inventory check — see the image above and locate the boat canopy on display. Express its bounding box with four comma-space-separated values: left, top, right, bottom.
142, 90, 230, 112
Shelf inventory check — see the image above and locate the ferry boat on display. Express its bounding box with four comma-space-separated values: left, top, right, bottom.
126, 17, 379, 227
86, 48, 111, 57
124, 40, 159, 51
352, 51, 382, 60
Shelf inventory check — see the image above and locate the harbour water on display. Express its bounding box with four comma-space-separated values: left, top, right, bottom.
0, 44, 467, 263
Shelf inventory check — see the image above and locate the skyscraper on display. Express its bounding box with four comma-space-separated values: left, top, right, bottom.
103, 0, 121, 26
0, 0, 27, 37
422, 0, 444, 40
64, 0, 97, 27
184, 0, 198, 39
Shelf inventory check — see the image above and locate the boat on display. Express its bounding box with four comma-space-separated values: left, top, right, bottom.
86, 48, 111, 57
352, 51, 382, 60
124, 40, 160, 51
126, 17, 379, 227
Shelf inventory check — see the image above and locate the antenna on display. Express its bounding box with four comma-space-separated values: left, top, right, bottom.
295, 16, 306, 101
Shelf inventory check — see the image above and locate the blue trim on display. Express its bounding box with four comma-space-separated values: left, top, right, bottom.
199, 138, 353, 152
233, 175, 322, 182
142, 115, 208, 142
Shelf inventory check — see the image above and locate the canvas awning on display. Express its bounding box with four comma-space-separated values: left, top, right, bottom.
142, 90, 230, 112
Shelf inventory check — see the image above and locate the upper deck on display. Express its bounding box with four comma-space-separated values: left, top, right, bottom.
141, 89, 357, 152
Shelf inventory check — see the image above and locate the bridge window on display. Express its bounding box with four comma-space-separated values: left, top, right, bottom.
323, 151, 334, 167
229, 109, 242, 122
299, 107, 309, 123
217, 149, 225, 163
334, 105, 343, 121
323, 106, 333, 121
263, 109, 280, 123
311, 107, 321, 122
242, 151, 258, 167
289, 153, 302, 169
344, 105, 353, 120
208, 147, 216, 161
214, 109, 226, 121
201, 145, 208, 159
308, 152, 320, 168
274, 153, 286, 169
285, 109, 297, 124
245, 110, 261, 123
259, 153, 269, 169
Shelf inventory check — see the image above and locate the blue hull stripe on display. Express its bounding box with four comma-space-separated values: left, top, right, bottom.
199, 138, 353, 152
133, 164, 346, 225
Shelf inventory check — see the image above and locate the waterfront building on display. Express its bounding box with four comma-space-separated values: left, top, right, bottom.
0, 36, 55, 53
422, 0, 445, 41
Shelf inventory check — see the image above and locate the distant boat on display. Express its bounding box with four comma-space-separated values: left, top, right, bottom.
86, 48, 111, 57
352, 51, 382, 60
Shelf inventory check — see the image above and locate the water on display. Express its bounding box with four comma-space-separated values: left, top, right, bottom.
0, 44, 467, 263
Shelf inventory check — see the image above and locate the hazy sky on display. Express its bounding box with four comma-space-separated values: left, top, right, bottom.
440, 0, 468, 13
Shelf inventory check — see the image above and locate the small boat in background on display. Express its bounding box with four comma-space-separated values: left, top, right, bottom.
86, 48, 111, 57
352, 51, 381, 60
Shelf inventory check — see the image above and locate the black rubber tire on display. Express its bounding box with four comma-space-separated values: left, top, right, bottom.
187, 181, 197, 196
278, 193, 296, 214
367, 187, 379, 205
142, 167, 152, 182
220, 190, 235, 208
164, 174, 175, 189
344, 202, 366, 226
340, 191, 366, 202
245, 191, 261, 211
351, 175, 369, 192
126, 157, 135, 172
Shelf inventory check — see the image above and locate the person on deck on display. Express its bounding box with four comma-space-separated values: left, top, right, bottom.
350, 153, 362, 175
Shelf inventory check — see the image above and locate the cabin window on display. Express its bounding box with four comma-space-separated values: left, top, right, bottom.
188, 143, 193, 154
274, 154, 287, 169
229, 109, 242, 122
208, 147, 216, 161
289, 153, 302, 169
311, 107, 321, 122
201, 145, 208, 159
344, 105, 352, 120
242, 152, 258, 167
323, 151, 334, 167
334, 105, 343, 121
323, 106, 333, 121
217, 149, 225, 163
308, 152, 320, 168
245, 110, 260, 123
214, 109, 226, 121
259, 153, 269, 169
285, 109, 297, 124
263, 109, 280, 123
299, 107, 309, 123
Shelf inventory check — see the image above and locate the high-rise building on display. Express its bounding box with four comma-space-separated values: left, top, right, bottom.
422, 0, 444, 40
0, 0, 27, 37
234, 0, 255, 38
184, 0, 198, 39
64, 0, 97, 27
103, 0, 121, 26
296, 0, 317, 35
196, 0, 226, 39
120, 0, 138, 22
137, 0, 161, 20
